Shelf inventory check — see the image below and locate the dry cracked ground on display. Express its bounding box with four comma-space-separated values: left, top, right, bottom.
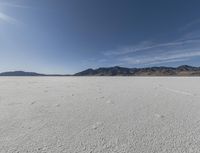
0, 77, 200, 153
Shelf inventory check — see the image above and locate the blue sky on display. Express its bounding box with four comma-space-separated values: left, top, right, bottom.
1, 0, 200, 74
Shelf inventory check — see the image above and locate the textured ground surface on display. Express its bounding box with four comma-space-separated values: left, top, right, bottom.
0, 77, 200, 153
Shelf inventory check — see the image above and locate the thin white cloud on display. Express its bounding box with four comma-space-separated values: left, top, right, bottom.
179, 19, 200, 32
119, 50, 200, 66
104, 39, 200, 56
104, 41, 155, 56
0, 12, 18, 24
178, 30, 200, 41
147, 58, 190, 66
0, 2, 28, 8
99, 31, 200, 67
104, 18, 200, 58
0, 1, 27, 25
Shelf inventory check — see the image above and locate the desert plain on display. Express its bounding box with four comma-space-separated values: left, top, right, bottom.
0, 77, 200, 153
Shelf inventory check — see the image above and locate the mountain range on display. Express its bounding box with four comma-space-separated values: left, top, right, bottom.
1, 65, 200, 76
75, 65, 200, 76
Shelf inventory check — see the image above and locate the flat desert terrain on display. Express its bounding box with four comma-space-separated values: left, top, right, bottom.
0, 77, 200, 153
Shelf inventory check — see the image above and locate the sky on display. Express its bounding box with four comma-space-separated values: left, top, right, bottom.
1, 0, 200, 74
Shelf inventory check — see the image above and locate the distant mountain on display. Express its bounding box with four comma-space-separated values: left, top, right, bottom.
75, 65, 200, 76
75, 66, 132, 76
0, 71, 45, 76
0, 71, 72, 76
1, 65, 200, 76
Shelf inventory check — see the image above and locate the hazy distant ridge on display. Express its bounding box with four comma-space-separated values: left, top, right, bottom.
0, 71, 68, 76
0, 71, 45, 76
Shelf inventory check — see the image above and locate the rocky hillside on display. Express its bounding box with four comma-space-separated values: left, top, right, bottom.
75, 65, 200, 76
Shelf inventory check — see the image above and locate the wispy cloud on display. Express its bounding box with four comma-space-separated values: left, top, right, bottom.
101, 27, 200, 67
103, 18, 200, 67
0, 1, 27, 25
104, 39, 200, 56
0, 12, 18, 24
179, 18, 200, 32
179, 30, 200, 41
0, 2, 28, 8
147, 58, 190, 66
104, 41, 155, 56
119, 50, 200, 66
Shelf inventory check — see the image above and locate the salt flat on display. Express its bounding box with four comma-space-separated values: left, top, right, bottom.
0, 77, 200, 153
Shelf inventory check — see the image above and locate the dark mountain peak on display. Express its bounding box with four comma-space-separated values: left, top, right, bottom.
84, 68, 94, 71
112, 66, 127, 69
74, 68, 95, 76
178, 65, 193, 68
177, 65, 196, 71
